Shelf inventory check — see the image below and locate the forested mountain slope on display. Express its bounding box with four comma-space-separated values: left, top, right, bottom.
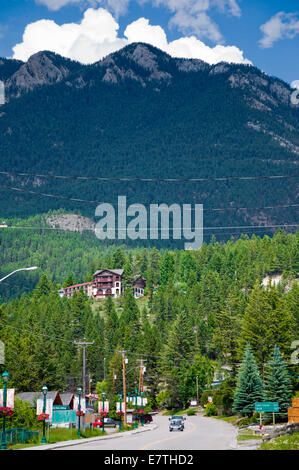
0, 43, 298, 233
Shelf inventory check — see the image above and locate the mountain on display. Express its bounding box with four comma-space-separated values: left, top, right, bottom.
0, 43, 298, 242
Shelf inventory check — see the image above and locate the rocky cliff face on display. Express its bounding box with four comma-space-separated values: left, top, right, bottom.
1, 43, 294, 110
3, 51, 82, 101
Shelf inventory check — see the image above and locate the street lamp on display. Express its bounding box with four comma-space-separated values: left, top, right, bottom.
1, 370, 9, 450
77, 386, 82, 438
0, 266, 39, 283
101, 392, 105, 432
41, 384, 48, 444
118, 394, 122, 431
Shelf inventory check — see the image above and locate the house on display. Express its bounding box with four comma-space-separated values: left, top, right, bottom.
59, 282, 93, 298
16, 391, 63, 406
132, 275, 146, 298
60, 393, 75, 409
92, 269, 124, 299
59, 269, 146, 300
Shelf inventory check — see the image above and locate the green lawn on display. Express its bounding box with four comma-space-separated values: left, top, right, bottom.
237, 429, 262, 442
211, 415, 239, 424
259, 432, 299, 450
8, 427, 106, 450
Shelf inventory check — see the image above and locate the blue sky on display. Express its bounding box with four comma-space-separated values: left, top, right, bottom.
0, 0, 298, 84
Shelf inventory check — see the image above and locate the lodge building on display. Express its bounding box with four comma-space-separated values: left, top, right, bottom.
59, 269, 146, 300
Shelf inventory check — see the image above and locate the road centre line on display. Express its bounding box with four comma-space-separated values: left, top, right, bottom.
140, 420, 197, 450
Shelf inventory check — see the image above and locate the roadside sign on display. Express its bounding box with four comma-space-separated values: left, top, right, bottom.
255, 402, 279, 412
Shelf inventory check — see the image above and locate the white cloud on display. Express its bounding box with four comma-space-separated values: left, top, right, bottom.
36, 0, 84, 10
152, 0, 241, 41
12, 7, 251, 66
259, 11, 299, 48
169, 10, 223, 43
212, 0, 241, 18
36, 0, 242, 43
291, 80, 299, 90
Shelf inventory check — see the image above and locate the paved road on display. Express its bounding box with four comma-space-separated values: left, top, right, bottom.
57, 414, 237, 450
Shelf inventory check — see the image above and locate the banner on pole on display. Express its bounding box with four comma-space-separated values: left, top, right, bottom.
73, 396, 86, 413
98, 400, 109, 412
36, 398, 53, 422
116, 402, 125, 412
0, 389, 15, 408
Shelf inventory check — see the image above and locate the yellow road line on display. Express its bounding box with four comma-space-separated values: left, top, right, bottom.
140, 421, 197, 450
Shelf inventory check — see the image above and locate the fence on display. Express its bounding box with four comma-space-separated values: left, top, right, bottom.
0, 428, 40, 446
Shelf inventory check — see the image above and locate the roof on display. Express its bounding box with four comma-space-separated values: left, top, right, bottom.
64, 282, 92, 289
133, 275, 146, 285
16, 391, 62, 406
94, 269, 124, 276
60, 393, 75, 406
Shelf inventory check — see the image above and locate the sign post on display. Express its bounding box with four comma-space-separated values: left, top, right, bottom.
255, 402, 279, 430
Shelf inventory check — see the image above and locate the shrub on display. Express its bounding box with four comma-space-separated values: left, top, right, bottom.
200, 390, 214, 408
187, 409, 197, 416
205, 403, 218, 416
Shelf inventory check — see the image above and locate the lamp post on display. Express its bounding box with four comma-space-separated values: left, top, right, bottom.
0, 266, 38, 283
1, 370, 9, 450
41, 384, 48, 444
101, 392, 105, 432
77, 386, 82, 438
118, 394, 122, 431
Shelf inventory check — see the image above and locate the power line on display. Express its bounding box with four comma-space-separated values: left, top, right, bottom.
1, 170, 298, 183
0, 183, 298, 212
1, 223, 298, 232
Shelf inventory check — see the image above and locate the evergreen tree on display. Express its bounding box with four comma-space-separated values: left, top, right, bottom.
34, 274, 52, 297
264, 345, 293, 413
233, 344, 264, 416
160, 252, 175, 286
63, 274, 75, 288
160, 309, 195, 406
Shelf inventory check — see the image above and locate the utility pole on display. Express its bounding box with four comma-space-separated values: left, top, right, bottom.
104, 357, 106, 381
117, 350, 129, 426
74, 338, 94, 399
137, 359, 147, 393
196, 376, 199, 405
113, 370, 116, 396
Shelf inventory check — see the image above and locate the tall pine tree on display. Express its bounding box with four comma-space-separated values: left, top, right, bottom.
233, 344, 264, 416
264, 345, 293, 413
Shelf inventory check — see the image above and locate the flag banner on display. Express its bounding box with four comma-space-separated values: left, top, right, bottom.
73, 397, 86, 413
98, 401, 109, 412
0, 389, 14, 408
116, 402, 125, 412
36, 398, 53, 422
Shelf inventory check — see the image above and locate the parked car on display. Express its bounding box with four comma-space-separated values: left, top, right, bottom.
93, 417, 117, 428
169, 419, 184, 432
133, 413, 153, 424
145, 414, 153, 424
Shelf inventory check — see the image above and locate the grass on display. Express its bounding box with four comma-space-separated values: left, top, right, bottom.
237, 429, 262, 442
259, 432, 299, 450
162, 409, 188, 416
212, 415, 239, 424
7, 427, 106, 449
